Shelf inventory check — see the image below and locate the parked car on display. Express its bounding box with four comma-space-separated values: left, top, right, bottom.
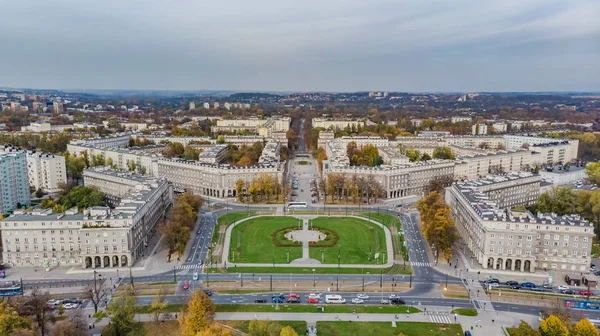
521, 282, 536, 288
530, 288, 545, 292
510, 285, 522, 290
487, 283, 499, 288
193, 272, 199, 281
272, 296, 284, 303
486, 278, 500, 284
287, 297, 300, 304
356, 294, 369, 300
288, 293, 300, 299
389, 294, 398, 299
561, 289, 576, 295
254, 298, 267, 303
542, 284, 553, 289
203, 288, 213, 296
63, 303, 78, 309
557, 285, 570, 291
505, 280, 519, 286
351, 298, 364, 304
182, 281, 189, 290
62, 299, 82, 304
380, 299, 390, 304
308, 293, 321, 299
308, 297, 319, 304
465, 331, 472, 336
580, 290, 594, 296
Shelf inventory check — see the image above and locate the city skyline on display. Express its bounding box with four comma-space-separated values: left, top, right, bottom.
1, 0, 599, 92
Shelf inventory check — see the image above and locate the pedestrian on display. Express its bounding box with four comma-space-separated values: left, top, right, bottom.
92, 323, 95, 329
357, 315, 359, 319
454, 313, 457, 322
88, 323, 92, 330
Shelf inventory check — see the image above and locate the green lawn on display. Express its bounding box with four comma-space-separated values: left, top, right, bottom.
360, 212, 407, 258
308, 217, 387, 264
218, 320, 307, 336
229, 216, 303, 263
213, 211, 256, 245
216, 304, 421, 314
210, 265, 395, 274
316, 321, 463, 336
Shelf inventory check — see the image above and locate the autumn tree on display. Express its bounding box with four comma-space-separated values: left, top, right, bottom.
0, 301, 31, 335
572, 318, 599, 336
196, 324, 233, 336
509, 321, 540, 336
236, 179, 245, 202
280, 326, 298, 336
417, 192, 458, 261
432, 147, 454, 160
535, 187, 577, 216
182, 146, 200, 160
179, 290, 216, 336
539, 315, 569, 336
104, 290, 139, 336
587, 161, 600, 186
48, 320, 80, 336
405, 148, 420, 162
21, 289, 54, 336
149, 290, 169, 322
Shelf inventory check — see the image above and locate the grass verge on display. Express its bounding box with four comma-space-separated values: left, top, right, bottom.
208, 266, 395, 274
218, 320, 307, 335
451, 308, 478, 316
316, 321, 462, 336
215, 304, 421, 314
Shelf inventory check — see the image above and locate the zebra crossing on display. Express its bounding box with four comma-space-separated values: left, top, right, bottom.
410, 261, 432, 267
177, 264, 202, 270
428, 313, 452, 324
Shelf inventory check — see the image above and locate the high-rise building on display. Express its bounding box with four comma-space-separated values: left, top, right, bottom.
26, 152, 67, 193
203, 102, 210, 109
53, 101, 63, 114
10, 102, 21, 112
213, 102, 220, 109
0, 147, 31, 213
189, 102, 195, 110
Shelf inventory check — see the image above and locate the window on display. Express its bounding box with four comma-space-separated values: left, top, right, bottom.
498, 248, 503, 254
564, 235, 569, 241
554, 235, 559, 240
490, 234, 495, 238
527, 236, 532, 241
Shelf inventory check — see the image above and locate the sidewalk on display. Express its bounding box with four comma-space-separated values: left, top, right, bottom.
87, 310, 536, 336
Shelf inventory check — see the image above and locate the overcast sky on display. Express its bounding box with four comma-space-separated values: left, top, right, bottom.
1, 0, 599, 92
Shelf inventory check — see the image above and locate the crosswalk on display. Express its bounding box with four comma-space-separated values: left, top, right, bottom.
177, 264, 202, 270
410, 261, 432, 267
428, 313, 452, 324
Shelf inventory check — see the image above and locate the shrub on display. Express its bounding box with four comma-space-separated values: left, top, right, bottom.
308, 226, 340, 247
271, 226, 302, 247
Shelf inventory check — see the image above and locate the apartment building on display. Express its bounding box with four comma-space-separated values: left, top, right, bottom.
70, 133, 131, 149
83, 167, 156, 206
197, 144, 227, 164
0, 170, 173, 268
26, 152, 67, 193
453, 149, 533, 180
445, 175, 593, 273
131, 134, 214, 146
492, 122, 508, 133
311, 118, 364, 130
0, 148, 31, 213
67, 143, 161, 177
451, 117, 472, 123
210, 117, 290, 134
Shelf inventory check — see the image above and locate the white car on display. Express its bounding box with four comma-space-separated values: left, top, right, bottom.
380, 299, 390, 304
63, 303, 78, 309
389, 294, 398, 299
308, 293, 321, 299
351, 298, 364, 304
488, 283, 500, 288
356, 294, 369, 300
557, 285, 570, 291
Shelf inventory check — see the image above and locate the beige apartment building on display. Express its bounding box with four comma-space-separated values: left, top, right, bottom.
0, 171, 173, 269
445, 174, 594, 273
26, 152, 67, 193
210, 116, 290, 134
311, 118, 364, 130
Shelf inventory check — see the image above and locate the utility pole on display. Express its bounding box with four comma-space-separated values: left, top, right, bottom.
129, 267, 134, 291
338, 246, 341, 269
270, 275, 273, 291
336, 274, 339, 291
173, 265, 177, 283
380, 270, 383, 288
240, 273, 243, 287
409, 274, 412, 288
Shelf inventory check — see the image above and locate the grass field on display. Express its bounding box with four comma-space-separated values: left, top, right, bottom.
316, 321, 462, 336
216, 304, 421, 314
308, 217, 387, 264
229, 216, 302, 263
218, 320, 307, 335
210, 265, 394, 274
212, 211, 256, 245
451, 308, 478, 316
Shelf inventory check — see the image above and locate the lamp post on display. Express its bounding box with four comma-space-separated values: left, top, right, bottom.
337, 246, 341, 269
313, 269, 316, 287
321, 249, 325, 263
286, 248, 290, 263
272, 245, 275, 268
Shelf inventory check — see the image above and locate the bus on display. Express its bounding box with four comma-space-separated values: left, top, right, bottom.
288, 202, 307, 209
0, 280, 23, 297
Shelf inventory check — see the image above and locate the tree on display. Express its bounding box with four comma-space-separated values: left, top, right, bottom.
237, 156, 252, 166
57, 303, 64, 317
35, 188, 44, 198
60, 186, 105, 211
22, 289, 54, 336
510, 321, 540, 336
105, 290, 139, 336
535, 187, 577, 216
183, 146, 200, 161
179, 290, 216, 336
126, 159, 137, 172
539, 315, 569, 336
248, 320, 271, 336
149, 290, 169, 322
49, 320, 80, 336
432, 147, 455, 160
236, 179, 245, 202
216, 135, 225, 144
405, 148, 420, 162
280, 326, 298, 336
572, 318, 599, 336
196, 324, 233, 336
420, 152, 431, 161
587, 161, 600, 186
0, 301, 31, 335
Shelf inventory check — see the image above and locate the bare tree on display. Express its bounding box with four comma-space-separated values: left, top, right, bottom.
22, 289, 54, 336
85, 280, 108, 314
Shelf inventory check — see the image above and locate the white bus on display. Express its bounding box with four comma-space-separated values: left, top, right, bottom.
325, 295, 346, 304
288, 202, 307, 209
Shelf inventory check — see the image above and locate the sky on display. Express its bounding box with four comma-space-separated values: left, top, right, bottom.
1, 0, 599, 92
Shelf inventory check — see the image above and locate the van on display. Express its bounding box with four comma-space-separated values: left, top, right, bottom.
325, 295, 346, 304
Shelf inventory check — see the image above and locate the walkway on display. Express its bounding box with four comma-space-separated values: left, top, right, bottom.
220, 215, 395, 268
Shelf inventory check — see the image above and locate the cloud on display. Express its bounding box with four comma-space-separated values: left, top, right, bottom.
0, 0, 598, 91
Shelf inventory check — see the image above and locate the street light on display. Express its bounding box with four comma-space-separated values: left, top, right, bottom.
337, 246, 341, 269
313, 269, 316, 287
286, 248, 290, 263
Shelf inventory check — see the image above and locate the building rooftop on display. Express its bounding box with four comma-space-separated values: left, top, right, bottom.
198, 144, 227, 158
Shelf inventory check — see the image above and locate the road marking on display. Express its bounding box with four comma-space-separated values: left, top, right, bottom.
428, 313, 452, 324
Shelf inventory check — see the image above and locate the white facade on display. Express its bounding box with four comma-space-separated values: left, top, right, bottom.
446, 174, 594, 273
472, 124, 488, 135
26, 152, 67, 193
539, 167, 588, 185
492, 122, 508, 133
451, 117, 472, 123
311, 118, 364, 130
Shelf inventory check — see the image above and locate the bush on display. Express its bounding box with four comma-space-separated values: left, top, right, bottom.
271, 226, 302, 247
308, 226, 339, 248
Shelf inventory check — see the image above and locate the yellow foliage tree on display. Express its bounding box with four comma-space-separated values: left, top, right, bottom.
280, 326, 298, 336
196, 323, 233, 336
539, 315, 569, 336
572, 318, 600, 336
179, 290, 216, 336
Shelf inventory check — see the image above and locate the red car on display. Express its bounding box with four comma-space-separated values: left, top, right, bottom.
307, 297, 319, 304
580, 290, 593, 296
288, 293, 300, 299
183, 281, 189, 290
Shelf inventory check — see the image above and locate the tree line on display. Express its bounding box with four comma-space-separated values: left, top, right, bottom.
346, 142, 383, 167
160, 192, 204, 261
416, 191, 458, 262
236, 174, 286, 203
222, 142, 264, 166
324, 174, 384, 204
